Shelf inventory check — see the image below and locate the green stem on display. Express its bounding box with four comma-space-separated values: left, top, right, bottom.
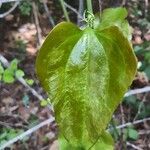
59, 0, 70, 22
86, 0, 93, 14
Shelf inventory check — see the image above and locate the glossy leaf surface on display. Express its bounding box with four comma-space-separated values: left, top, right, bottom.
36, 8, 137, 150
94, 7, 132, 40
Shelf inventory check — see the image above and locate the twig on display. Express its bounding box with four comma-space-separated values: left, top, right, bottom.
32, 1, 42, 46
78, 0, 84, 25
144, 0, 148, 17
0, 114, 28, 124
1, 121, 28, 129
0, 0, 20, 3
126, 142, 143, 150
42, 0, 55, 27
98, 0, 102, 18
64, 2, 83, 20
59, 0, 70, 22
108, 117, 150, 131
121, 0, 126, 6
0, 1, 20, 18
41, 145, 50, 150
0, 121, 12, 128
0, 117, 55, 150
124, 86, 150, 97
120, 104, 125, 124
133, 93, 147, 121
139, 129, 150, 135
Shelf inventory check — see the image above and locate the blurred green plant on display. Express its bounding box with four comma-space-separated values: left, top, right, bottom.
126, 127, 139, 141
134, 42, 150, 79
19, 0, 32, 16
27, 114, 39, 128
124, 96, 150, 120
0, 128, 23, 145
109, 119, 120, 141
110, 120, 139, 144
137, 18, 150, 30
15, 40, 27, 53
2, 59, 24, 83
0, 59, 34, 85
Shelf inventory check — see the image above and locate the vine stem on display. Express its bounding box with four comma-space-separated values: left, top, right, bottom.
0, 1, 20, 18
59, 0, 70, 22
86, 0, 93, 14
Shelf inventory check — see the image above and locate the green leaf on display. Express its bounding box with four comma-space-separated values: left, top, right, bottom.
25, 79, 34, 86
123, 128, 128, 141
127, 128, 139, 140
19, 0, 32, 16
0, 140, 7, 145
9, 59, 18, 73
15, 69, 25, 78
2, 59, 19, 83
94, 7, 132, 40
36, 8, 137, 150
123, 95, 137, 106
3, 69, 15, 83
40, 99, 48, 107
59, 131, 114, 150
0, 62, 4, 74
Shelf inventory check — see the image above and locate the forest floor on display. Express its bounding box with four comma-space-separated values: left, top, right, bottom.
0, 0, 150, 150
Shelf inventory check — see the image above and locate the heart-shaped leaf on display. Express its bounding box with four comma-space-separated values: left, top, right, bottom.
36, 8, 137, 150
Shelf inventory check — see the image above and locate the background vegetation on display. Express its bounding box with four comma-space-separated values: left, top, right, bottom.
0, 0, 150, 149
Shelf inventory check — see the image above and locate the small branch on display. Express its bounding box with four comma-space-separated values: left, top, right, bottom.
121, 0, 126, 6
126, 142, 143, 150
144, 0, 148, 17
18, 77, 44, 100
108, 117, 150, 131
0, 121, 12, 128
42, 0, 55, 27
0, 2, 2, 8
98, 0, 102, 16
59, 0, 70, 22
32, 1, 42, 47
0, 0, 20, 3
78, 0, 84, 25
133, 93, 147, 121
0, 1, 20, 18
124, 86, 150, 97
64, 2, 83, 20
139, 129, 150, 135
0, 114, 28, 124
120, 104, 125, 124
0, 117, 55, 150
